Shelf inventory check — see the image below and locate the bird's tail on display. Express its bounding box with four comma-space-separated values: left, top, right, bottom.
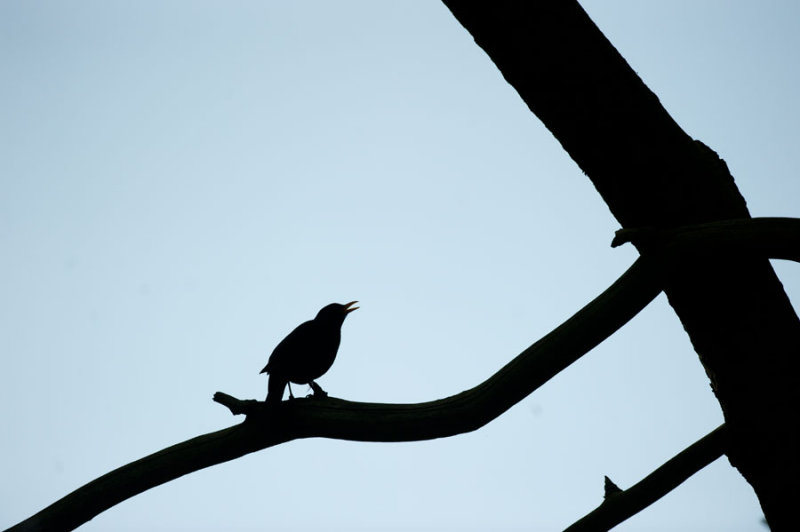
265, 374, 288, 405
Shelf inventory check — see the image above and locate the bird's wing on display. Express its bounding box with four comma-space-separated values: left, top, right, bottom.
260, 320, 316, 374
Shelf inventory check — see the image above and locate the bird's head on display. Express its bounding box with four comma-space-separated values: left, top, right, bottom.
315, 301, 359, 326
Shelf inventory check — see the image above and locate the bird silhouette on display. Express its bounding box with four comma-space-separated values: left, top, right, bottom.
261, 301, 358, 404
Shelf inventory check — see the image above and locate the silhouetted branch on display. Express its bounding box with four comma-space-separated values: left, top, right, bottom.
612, 217, 800, 263
564, 424, 727, 531
17, 211, 793, 532
440, 2, 800, 526
6, 258, 663, 532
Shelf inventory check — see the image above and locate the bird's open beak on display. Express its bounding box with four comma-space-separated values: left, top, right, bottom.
343, 300, 359, 313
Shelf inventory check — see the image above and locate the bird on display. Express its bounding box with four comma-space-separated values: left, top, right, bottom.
261, 301, 358, 405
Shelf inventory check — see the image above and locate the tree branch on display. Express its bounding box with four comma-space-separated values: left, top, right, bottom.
6, 258, 662, 532
9, 218, 796, 532
439, 3, 800, 525
612, 217, 800, 263
15, 210, 793, 532
564, 424, 727, 531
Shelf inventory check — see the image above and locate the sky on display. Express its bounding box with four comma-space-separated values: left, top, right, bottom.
1, 1, 798, 531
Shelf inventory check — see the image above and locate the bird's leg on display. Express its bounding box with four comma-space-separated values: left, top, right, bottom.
308, 381, 328, 398
287, 382, 296, 400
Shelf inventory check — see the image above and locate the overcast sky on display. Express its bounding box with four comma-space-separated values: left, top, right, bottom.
2, 1, 798, 531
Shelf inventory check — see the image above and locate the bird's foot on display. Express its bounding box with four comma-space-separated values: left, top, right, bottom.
308, 381, 328, 399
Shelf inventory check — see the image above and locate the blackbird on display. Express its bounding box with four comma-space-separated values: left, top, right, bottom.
261, 301, 358, 404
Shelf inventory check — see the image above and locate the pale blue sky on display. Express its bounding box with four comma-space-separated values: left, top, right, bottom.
1, 2, 798, 531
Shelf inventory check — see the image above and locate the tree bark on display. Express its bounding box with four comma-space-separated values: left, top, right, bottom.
441, 1, 800, 528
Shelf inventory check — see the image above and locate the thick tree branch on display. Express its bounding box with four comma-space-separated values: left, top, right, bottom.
6, 258, 662, 532
564, 424, 727, 531
441, 2, 800, 527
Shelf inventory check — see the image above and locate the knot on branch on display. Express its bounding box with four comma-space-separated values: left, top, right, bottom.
213, 392, 263, 416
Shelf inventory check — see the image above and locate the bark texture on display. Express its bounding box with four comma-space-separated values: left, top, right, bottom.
441, 1, 800, 528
